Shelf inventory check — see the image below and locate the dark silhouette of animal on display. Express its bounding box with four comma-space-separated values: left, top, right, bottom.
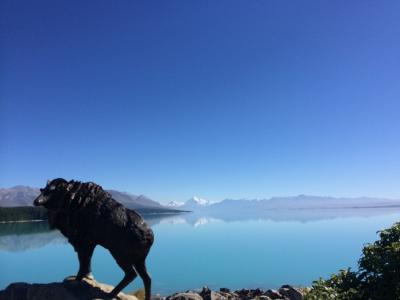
33, 178, 154, 300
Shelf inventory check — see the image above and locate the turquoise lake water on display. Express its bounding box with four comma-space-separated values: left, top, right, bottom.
1, 208, 400, 295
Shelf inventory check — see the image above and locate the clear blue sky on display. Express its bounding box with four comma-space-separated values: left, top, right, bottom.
1, 1, 399, 203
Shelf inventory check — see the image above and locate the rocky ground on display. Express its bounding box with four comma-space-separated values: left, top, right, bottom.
0, 278, 307, 300
164, 285, 306, 300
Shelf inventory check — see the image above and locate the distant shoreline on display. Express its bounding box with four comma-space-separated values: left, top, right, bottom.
0, 219, 45, 224
0, 207, 190, 224
1, 204, 400, 224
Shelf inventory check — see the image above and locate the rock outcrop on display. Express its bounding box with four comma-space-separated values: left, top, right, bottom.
166, 286, 305, 300
0, 277, 140, 300
278, 285, 303, 300
166, 292, 204, 300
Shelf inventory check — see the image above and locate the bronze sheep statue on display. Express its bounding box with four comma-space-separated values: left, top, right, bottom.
33, 178, 154, 300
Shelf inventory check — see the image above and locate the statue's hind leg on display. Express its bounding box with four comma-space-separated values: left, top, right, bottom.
109, 257, 137, 298
134, 260, 151, 300
75, 243, 96, 280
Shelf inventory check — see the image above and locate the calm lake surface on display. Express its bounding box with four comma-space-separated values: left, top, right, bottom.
1, 208, 400, 295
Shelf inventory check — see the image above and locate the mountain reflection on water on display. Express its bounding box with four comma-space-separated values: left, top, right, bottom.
1, 206, 400, 252
0, 222, 66, 252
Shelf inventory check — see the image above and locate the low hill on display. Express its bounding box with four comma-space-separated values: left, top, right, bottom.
0, 186, 40, 207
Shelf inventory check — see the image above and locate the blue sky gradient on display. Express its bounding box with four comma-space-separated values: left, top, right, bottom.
1, 1, 400, 202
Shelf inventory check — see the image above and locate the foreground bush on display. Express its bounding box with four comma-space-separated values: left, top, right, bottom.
305, 222, 400, 300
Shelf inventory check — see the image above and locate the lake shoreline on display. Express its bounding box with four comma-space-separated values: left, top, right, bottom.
0, 219, 44, 224
0, 210, 190, 224
2, 203, 400, 224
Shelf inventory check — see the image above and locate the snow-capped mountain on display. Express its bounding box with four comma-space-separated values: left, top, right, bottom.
171, 196, 216, 211
165, 196, 215, 210
165, 201, 185, 208
185, 196, 212, 207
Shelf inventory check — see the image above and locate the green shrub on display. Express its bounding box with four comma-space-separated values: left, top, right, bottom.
305, 222, 400, 300
305, 269, 360, 300
358, 223, 400, 299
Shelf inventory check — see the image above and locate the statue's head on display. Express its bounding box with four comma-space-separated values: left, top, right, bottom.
33, 178, 70, 211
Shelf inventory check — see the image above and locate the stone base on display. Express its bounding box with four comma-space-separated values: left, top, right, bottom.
0, 277, 140, 300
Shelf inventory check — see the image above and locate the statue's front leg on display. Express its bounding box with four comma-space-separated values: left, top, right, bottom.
75, 243, 96, 281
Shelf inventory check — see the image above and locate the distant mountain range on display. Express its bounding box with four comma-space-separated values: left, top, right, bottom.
2, 186, 400, 214
166, 194, 400, 211
0, 186, 183, 214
